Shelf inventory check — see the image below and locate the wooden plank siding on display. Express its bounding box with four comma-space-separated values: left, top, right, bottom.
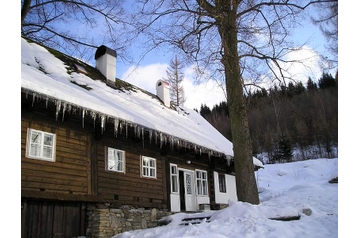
21, 115, 91, 196
95, 137, 168, 208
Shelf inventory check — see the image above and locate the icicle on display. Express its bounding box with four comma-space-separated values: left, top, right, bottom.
155, 131, 158, 145
91, 111, 96, 128
32, 93, 37, 107
82, 109, 86, 128
160, 133, 163, 148
125, 122, 128, 138
62, 102, 67, 122
119, 122, 123, 134
55, 100, 61, 121
226, 155, 232, 166
149, 130, 153, 144
170, 136, 174, 150
199, 148, 202, 156
114, 118, 119, 137
164, 134, 167, 145
142, 127, 144, 149
100, 114, 106, 133
67, 104, 72, 113
133, 125, 137, 138
45, 97, 49, 109
138, 126, 142, 138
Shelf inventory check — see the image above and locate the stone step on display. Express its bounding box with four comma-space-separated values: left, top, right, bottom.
179, 216, 211, 226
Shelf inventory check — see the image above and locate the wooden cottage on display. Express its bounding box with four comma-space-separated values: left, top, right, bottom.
21, 37, 263, 238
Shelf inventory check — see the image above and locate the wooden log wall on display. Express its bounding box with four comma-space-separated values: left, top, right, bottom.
95, 135, 168, 209
21, 113, 91, 195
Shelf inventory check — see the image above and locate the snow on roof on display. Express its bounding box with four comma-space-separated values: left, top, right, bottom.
21, 37, 264, 169
253, 156, 264, 168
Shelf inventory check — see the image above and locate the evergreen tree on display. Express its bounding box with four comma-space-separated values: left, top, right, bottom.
165, 55, 186, 107
306, 77, 318, 92
199, 104, 211, 117
318, 73, 336, 89
272, 134, 293, 163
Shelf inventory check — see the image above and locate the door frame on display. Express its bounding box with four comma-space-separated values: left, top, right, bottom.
178, 168, 196, 211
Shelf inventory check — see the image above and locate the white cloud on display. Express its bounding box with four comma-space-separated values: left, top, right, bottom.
261, 46, 324, 89
121, 63, 168, 94
120, 63, 227, 110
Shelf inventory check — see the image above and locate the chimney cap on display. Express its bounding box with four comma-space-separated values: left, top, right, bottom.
95, 45, 117, 60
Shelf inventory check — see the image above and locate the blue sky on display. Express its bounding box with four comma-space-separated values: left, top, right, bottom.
114, 19, 336, 110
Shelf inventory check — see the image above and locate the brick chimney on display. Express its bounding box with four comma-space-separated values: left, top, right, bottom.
95, 45, 117, 84
156, 80, 170, 107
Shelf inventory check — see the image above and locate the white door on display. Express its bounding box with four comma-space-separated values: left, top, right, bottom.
184, 170, 196, 211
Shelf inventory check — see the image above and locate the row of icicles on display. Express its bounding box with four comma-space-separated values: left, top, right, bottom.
26, 90, 231, 163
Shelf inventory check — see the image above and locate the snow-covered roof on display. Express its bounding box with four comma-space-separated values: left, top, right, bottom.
21, 38, 232, 157
21, 37, 263, 168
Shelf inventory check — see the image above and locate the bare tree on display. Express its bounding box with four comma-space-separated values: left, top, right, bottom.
165, 55, 186, 107
21, 0, 134, 62
311, 0, 338, 65
126, 0, 336, 204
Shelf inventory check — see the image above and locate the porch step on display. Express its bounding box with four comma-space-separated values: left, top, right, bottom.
179, 216, 211, 226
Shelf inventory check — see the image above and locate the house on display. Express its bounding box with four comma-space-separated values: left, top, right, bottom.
21, 37, 263, 238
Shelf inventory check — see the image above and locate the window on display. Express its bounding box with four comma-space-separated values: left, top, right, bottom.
26, 128, 56, 161
196, 170, 208, 195
141, 156, 156, 178
106, 147, 125, 173
219, 174, 227, 193
170, 164, 179, 193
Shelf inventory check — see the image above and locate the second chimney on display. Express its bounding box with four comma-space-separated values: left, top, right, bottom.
156, 80, 170, 107
95, 45, 117, 83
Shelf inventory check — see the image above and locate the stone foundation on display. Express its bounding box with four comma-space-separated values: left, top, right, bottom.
86, 203, 171, 238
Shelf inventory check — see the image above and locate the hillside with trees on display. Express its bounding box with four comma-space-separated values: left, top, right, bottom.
196, 72, 338, 164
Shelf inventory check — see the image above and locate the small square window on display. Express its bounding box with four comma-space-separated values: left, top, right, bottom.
141, 156, 156, 179
26, 128, 56, 162
107, 147, 125, 173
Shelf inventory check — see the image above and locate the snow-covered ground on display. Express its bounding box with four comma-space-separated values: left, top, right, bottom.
113, 158, 338, 238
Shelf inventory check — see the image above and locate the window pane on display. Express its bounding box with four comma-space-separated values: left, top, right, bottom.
31, 131, 42, 144
197, 180, 201, 195
203, 180, 207, 195
30, 144, 41, 157
107, 148, 115, 170
172, 175, 178, 192
117, 151, 123, 162
117, 161, 123, 171
150, 160, 155, 167
143, 158, 148, 166
43, 146, 52, 159
143, 167, 148, 176
43, 134, 53, 146
186, 174, 192, 194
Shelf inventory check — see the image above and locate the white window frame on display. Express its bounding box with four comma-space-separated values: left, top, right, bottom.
141, 156, 157, 179
106, 147, 126, 173
170, 163, 179, 193
26, 128, 56, 162
196, 169, 208, 196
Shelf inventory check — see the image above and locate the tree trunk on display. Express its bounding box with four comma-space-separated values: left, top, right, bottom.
217, 5, 260, 205
21, 0, 32, 26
